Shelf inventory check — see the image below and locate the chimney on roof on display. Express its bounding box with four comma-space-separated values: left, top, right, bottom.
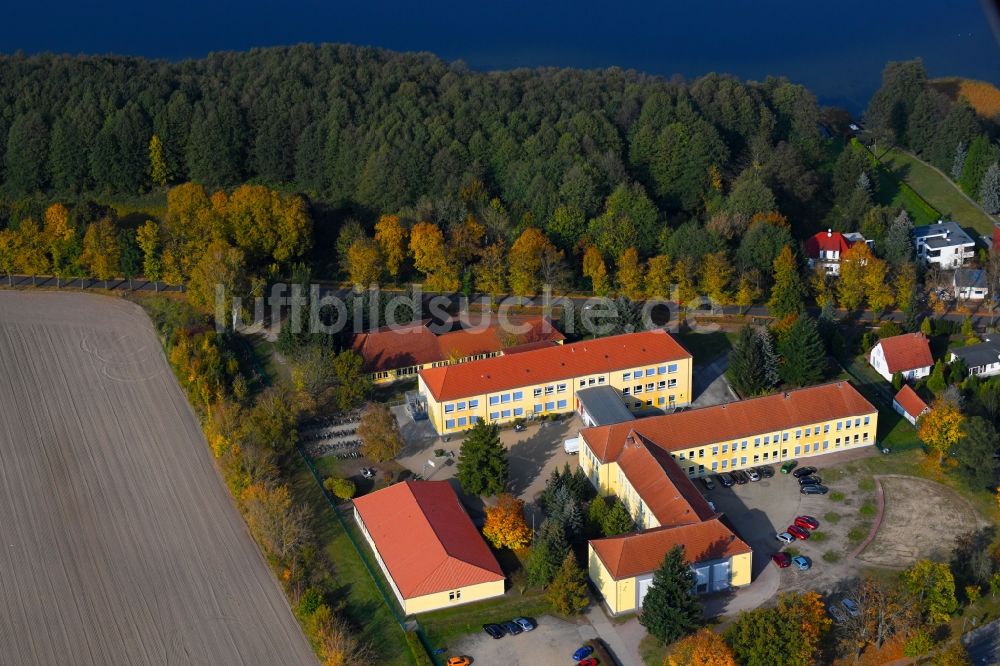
783, 392, 789, 399
625, 435, 635, 448
827, 228, 832, 237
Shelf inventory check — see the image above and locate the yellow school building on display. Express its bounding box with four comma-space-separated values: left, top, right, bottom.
352, 480, 506, 615
579, 381, 877, 615
416, 329, 694, 435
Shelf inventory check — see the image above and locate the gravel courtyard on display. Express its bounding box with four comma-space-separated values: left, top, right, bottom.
0, 292, 316, 665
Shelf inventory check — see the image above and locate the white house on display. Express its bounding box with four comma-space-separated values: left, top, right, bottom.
869, 333, 933, 382
804, 229, 870, 276
913, 221, 976, 269
953, 268, 989, 301
949, 337, 1000, 378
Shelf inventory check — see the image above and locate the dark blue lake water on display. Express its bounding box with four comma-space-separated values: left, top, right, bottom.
4, 0, 1000, 113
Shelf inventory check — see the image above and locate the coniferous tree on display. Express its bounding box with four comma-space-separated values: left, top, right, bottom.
767, 245, 805, 319
758, 328, 780, 389
639, 545, 702, 645
884, 210, 914, 267
980, 163, 1000, 215
455, 421, 509, 496
778, 316, 826, 387
48, 116, 89, 193
547, 554, 590, 615
960, 135, 1000, 198
5, 111, 50, 192
527, 518, 570, 586
951, 142, 967, 181
727, 325, 768, 397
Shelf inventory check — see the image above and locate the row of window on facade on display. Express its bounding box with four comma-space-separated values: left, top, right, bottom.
443, 399, 572, 429
682, 432, 869, 476
622, 364, 679, 381
623, 379, 677, 395
672, 416, 872, 461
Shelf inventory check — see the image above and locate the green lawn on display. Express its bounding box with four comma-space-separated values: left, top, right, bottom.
879, 147, 997, 236
419, 585, 552, 650
287, 453, 414, 666
675, 330, 736, 365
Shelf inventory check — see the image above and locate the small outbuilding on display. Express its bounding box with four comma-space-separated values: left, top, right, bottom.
893, 385, 930, 426
953, 268, 989, 301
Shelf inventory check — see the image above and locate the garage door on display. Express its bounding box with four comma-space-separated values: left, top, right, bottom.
710, 561, 731, 592
637, 576, 654, 606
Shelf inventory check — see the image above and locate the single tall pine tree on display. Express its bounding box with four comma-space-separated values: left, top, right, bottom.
979, 162, 1000, 215
777, 315, 826, 387
640, 545, 702, 645
455, 421, 509, 496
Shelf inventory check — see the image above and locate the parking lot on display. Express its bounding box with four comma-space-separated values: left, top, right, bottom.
449, 614, 599, 666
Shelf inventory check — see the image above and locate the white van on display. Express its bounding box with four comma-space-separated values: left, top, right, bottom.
563, 437, 580, 454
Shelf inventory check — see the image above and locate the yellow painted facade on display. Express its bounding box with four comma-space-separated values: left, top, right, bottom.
401, 579, 507, 615
579, 411, 878, 484
419, 356, 694, 436
370, 352, 502, 385
588, 545, 753, 616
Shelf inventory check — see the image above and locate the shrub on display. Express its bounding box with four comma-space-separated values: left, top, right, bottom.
858, 477, 875, 492
903, 629, 934, 658
822, 551, 841, 563
810, 531, 828, 542
859, 502, 876, 517
848, 526, 868, 541
829, 491, 845, 501
823, 512, 841, 524
324, 476, 356, 500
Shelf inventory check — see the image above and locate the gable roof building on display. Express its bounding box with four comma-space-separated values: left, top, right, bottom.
351, 316, 564, 383
953, 268, 989, 300
868, 333, 934, 382
353, 480, 505, 614
804, 229, 868, 276
950, 337, 1000, 379
893, 385, 930, 426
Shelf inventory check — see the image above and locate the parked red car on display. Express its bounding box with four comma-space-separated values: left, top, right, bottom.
771, 552, 791, 568
787, 525, 810, 540
795, 515, 819, 530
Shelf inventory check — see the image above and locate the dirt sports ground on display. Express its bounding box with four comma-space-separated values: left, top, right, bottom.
0, 292, 315, 665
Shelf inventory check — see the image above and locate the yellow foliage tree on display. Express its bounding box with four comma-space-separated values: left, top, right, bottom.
646, 254, 672, 299
700, 251, 734, 305
475, 240, 507, 297
373, 214, 407, 281
163, 183, 219, 279
43, 203, 75, 277
508, 227, 556, 296
186, 239, 248, 317
616, 247, 644, 300
135, 220, 162, 281
894, 263, 917, 310
449, 216, 486, 267
583, 246, 610, 296
810, 266, 835, 310
735, 271, 762, 313
917, 400, 964, 462
482, 493, 532, 550
13, 218, 49, 275
79, 218, 121, 281
409, 221, 459, 292
345, 238, 381, 287
674, 258, 698, 308
148, 134, 168, 186
665, 628, 737, 666
0, 228, 16, 280
224, 184, 312, 265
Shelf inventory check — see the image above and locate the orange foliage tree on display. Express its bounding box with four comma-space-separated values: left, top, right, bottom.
482, 493, 532, 550
373, 214, 407, 281
665, 628, 737, 666
917, 400, 964, 462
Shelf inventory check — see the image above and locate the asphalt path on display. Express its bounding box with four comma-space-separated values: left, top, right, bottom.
0, 292, 315, 665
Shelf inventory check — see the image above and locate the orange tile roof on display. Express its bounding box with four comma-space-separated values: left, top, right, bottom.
590, 518, 752, 579
352, 481, 504, 599
894, 385, 930, 419
419, 329, 691, 402
616, 437, 715, 527
350, 316, 563, 374
582, 381, 875, 463
876, 333, 933, 374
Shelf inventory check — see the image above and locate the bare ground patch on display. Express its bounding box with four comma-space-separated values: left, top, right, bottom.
857, 475, 981, 568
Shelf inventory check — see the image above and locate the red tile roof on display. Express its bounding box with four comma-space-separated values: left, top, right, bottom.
350, 316, 564, 374
876, 333, 933, 374
352, 481, 504, 599
804, 230, 853, 258
590, 518, 752, 580
582, 381, 875, 463
616, 438, 716, 527
894, 385, 930, 419
419, 329, 691, 402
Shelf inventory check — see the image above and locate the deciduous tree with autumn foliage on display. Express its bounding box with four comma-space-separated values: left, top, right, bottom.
482, 493, 532, 550
917, 399, 964, 462
665, 628, 736, 666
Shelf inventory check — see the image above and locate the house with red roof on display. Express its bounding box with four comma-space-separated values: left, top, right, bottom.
893, 385, 930, 426
350, 315, 564, 384
805, 229, 869, 276
352, 480, 505, 614
868, 332, 933, 382
579, 381, 877, 615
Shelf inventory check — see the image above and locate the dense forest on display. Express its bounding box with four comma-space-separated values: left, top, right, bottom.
0, 46, 994, 296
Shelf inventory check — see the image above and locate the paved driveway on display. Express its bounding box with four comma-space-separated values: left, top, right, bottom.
691, 352, 738, 408
450, 615, 598, 666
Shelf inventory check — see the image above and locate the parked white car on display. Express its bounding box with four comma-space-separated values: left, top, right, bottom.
776, 532, 795, 544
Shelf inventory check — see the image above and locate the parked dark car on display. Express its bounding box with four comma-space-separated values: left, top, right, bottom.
771, 552, 792, 568
718, 473, 735, 487
800, 484, 829, 495
798, 475, 822, 486
482, 623, 505, 639
759, 465, 774, 478
780, 460, 798, 474
792, 466, 817, 478
700, 476, 716, 491
500, 620, 522, 636
733, 470, 749, 485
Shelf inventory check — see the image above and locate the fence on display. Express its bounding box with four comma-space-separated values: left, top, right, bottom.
0, 273, 184, 292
